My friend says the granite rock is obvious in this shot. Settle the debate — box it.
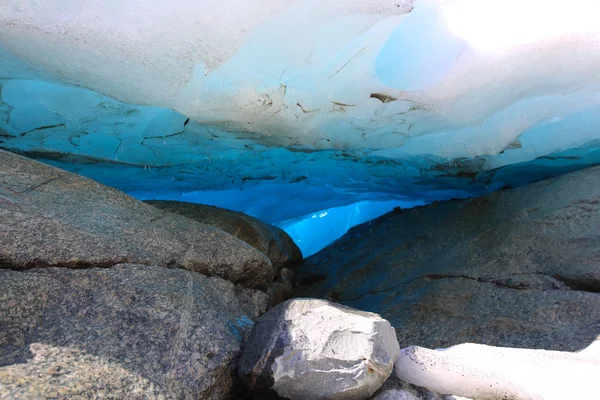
[266,267,295,307]
[295,166,600,350]
[0,264,269,399]
[144,200,302,272]
[370,376,449,400]
[0,150,273,290]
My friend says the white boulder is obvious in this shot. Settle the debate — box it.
[238,299,400,400]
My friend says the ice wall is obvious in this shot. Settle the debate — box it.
[3,0,600,164]
[2,0,600,247]
[276,200,424,257]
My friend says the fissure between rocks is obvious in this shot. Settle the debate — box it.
[332,272,600,302]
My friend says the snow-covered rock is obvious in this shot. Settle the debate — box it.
[238,299,400,400]
[395,340,600,400]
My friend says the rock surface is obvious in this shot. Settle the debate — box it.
[0,264,268,399]
[295,166,600,350]
[145,200,302,271]
[238,299,399,400]
[266,267,295,307]
[396,341,600,400]
[0,150,273,289]
[370,376,449,400]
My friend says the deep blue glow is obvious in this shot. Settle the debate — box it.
[275,200,424,257]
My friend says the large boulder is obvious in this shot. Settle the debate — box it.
[295,166,600,350]
[395,341,600,400]
[238,299,400,400]
[0,150,273,290]
[0,264,269,399]
[144,200,302,271]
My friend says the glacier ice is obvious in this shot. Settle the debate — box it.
[3,0,600,160]
[2,0,600,245]
[275,200,424,257]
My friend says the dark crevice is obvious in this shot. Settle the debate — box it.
[552,273,600,293]
[142,130,186,141]
[0,257,130,272]
[20,176,62,194]
[148,212,167,223]
[20,124,66,137]
[370,93,398,103]
[331,101,356,107]
[326,47,366,80]
[297,273,326,285]
[241,176,277,183]
[423,273,538,290]
[290,176,307,184]
[331,274,431,302]
[331,272,600,302]
[296,103,311,113]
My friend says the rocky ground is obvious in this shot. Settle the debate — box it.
[0,149,294,398]
[1,148,599,399]
[295,166,600,352]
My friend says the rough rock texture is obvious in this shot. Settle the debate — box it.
[295,166,600,350]
[370,376,448,400]
[0,149,273,289]
[238,299,400,400]
[0,264,269,399]
[267,267,295,307]
[395,341,600,400]
[144,200,302,271]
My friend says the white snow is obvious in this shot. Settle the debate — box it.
[395,340,600,400]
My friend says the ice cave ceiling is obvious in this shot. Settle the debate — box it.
[1,0,600,245]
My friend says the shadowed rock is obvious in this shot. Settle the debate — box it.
[266,267,295,307]
[295,166,600,350]
[0,264,268,399]
[144,200,302,272]
[0,149,273,289]
[370,375,451,400]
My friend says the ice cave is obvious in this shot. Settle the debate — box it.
[3,0,600,255]
[1,1,600,399]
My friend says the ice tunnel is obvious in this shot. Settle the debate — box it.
[2,0,600,254]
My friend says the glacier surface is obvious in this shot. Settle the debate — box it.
[2,0,600,252]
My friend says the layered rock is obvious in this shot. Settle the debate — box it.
[0,264,268,399]
[144,200,302,271]
[238,299,399,400]
[295,165,600,350]
[0,150,273,290]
